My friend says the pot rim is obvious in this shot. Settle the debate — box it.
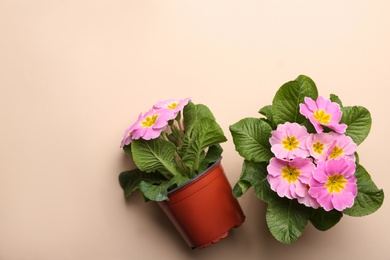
[167,156,222,195]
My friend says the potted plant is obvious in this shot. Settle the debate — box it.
[229,75,384,244]
[118,98,245,249]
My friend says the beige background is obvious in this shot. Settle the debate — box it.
[1,1,389,259]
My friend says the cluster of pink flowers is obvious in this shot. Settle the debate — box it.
[267,96,358,211]
[120,98,190,148]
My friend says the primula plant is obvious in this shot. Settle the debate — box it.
[229,75,384,244]
[119,98,227,201]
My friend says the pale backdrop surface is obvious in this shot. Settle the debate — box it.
[1,1,389,259]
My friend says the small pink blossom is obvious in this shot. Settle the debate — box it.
[296,185,320,209]
[299,96,347,134]
[269,122,310,160]
[326,132,357,161]
[306,133,334,162]
[153,97,191,119]
[120,113,143,148]
[309,158,357,211]
[267,157,315,199]
[120,109,172,147]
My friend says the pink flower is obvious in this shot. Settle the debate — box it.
[309,159,357,211]
[153,97,190,119]
[270,122,310,160]
[120,113,143,148]
[326,132,357,161]
[267,157,315,199]
[296,184,320,209]
[299,96,347,134]
[306,133,334,162]
[120,109,172,147]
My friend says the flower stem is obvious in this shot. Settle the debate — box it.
[177,118,185,138]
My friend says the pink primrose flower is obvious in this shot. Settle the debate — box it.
[120,108,172,147]
[267,157,315,200]
[270,122,310,160]
[309,158,357,211]
[153,97,191,119]
[326,132,357,161]
[296,184,320,209]
[306,133,334,162]
[299,96,347,134]
[131,108,172,140]
[120,113,143,148]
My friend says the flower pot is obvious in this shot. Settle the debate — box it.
[157,158,246,249]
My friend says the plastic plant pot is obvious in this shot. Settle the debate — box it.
[157,158,246,249]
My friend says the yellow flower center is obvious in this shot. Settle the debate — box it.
[281,165,301,184]
[313,141,325,154]
[141,115,158,127]
[167,102,178,109]
[329,146,344,159]
[325,174,347,193]
[313,109,331,124]
[282,136,299,151]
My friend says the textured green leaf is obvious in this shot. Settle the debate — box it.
[199,144,223,173]
[179,103,227,177]
[355,152,360,164]
[341,106,372,145]
[137,174,191,202]
[330,93,343,107]
[123,143,132,157]
[343,164,384,216]
[232,180,251,198]
[180,118,227,176]
[266,198,311,244]
[259,105,272,117]
[258,105,276,129]
[310,208,343,231]
[232,160,261,198]
[272,75,318,125]
[118,168,167,198]
[131,138,182,178]
[229,118,273,163]
[182,102,215,130]
[139,181,169,201]
[232,160,278,203]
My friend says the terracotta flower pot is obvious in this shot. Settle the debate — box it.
[157,158,246,249]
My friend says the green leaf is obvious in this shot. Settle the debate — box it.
[266,198,311,244]
[233,160,260,198]
[258,105,276,129]
[259,105,271,117]
[229,118,274,163]
[232,180,252,198]
[355,152,360,164]
[118,168,167,198]
[310,208,343,231]
[180,103,227,177]
[168,174,192,191]
[199,144,223,173]
[139,174,191,201]
[272,75,318,125]
[232,160,259,198]
[343,164,384,216]
[232,160,278,203]
[139,181,169,201]
[330,94,343,107]
[123,143,132,157]
[341,106,372,145]
[131,138,182,179]
[182,102,216,130]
